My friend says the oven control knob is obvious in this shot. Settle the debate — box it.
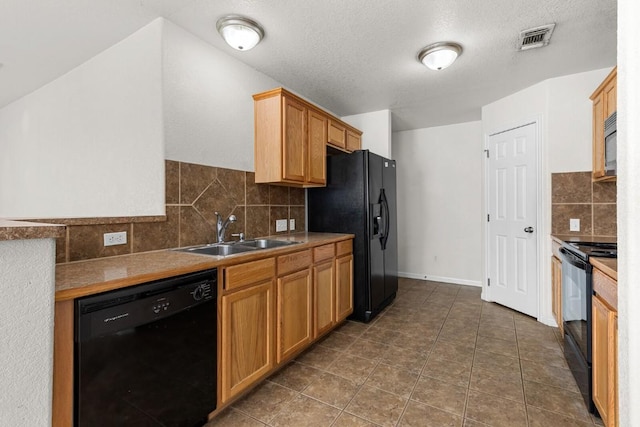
[193,286,205,301]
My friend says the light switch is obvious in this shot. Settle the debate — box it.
[569,218,580,232]
[289,219,296,231]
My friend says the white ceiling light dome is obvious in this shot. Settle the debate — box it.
[216,15,264,51]
[418,42,463,70]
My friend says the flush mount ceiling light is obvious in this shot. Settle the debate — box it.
[418,42,463,70]
[216,15,264,51]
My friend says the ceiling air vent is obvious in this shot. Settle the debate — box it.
[518,23,556,51]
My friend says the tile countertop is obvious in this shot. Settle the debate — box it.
[551,234,617,278]
[55,232,353,301]
[0,218,65,241]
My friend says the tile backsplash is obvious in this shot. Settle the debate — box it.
[42,160,305,263]
[551,171,616,237]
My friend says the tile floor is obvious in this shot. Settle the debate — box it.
[207,278,603,427]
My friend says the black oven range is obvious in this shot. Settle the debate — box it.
[559,241,617,415]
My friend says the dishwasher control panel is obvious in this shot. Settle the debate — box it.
[77,269,217,342]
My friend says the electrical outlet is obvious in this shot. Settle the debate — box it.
[289,219,296,231]
[275,219,288,232]
[569,218,580,232]
[104,231,127,246]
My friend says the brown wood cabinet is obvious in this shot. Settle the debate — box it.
[346,128,362,152]
[590,67,617,181]
[313,244,337,338]
[276,268,312,363]
[254,88,362,187]
[254,89,326,187]
[220,259,276,404]
[52,300,74,427]
[328,119,347,150]
[335,240,354,322]
[308,108,328,184]
[276,250,313,363]
[592,268,618,427]
[551,255,563,335]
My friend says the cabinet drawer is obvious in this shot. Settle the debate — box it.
[593,268,617,310]
[336,239,352,256]
[313,244,335,263]
[277,250,312,276]
[225,258,276,291]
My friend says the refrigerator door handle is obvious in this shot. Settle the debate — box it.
[380,189,390,250]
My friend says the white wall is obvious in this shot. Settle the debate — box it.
[0,238,56,426]
[618,0,640,424]
[547,70,612,173]
[162,20,280,171]
[0,19,165,219]
[342,110,392,158]
[393,121,483,286]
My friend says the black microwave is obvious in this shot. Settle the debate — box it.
[604,111,617,176]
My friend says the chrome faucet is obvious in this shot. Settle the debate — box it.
[215,212,237,243]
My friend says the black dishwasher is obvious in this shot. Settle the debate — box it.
[75,269,217,427]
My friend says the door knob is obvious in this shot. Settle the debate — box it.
[524,226,534,233]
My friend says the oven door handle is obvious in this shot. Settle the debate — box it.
[559,247,588,270]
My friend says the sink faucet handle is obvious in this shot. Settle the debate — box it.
[231,232,245,242]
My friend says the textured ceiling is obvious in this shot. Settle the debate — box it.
[0,0,617,131]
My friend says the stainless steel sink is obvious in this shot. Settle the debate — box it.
[176,243,258,257]
[239,239,300,249]
[175,239,300,257]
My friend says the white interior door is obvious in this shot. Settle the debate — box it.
[488,123,538,317]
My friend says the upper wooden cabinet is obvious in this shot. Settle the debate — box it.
[346,129,362,152]
[328,119,347,149]
[254,88,362,187]
[590,67,617,181]
[328,118,362,152]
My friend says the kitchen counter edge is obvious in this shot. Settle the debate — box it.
[551,234,617,278]
[55,232,354,301]
[0,218,65,241]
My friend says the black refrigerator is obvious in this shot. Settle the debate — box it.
[308,150,398,322]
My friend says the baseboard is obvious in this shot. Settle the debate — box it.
[397,272,482,288]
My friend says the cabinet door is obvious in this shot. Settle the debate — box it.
[277,268,312,363]
[307,109,327,184]
[593,295,613,426]
[604,78,617,117]
[313,260,335,338]
[593,92,606,179]
[328,119,346,149]
[282,96,306,182]
[551,256,563,335]
[335,254,354,322]
[346,129,362,152]
[220,280,274,403]
[612,314,618,427]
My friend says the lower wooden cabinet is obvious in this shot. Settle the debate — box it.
[276,268,312,363]
[335,253,354,322]
[551,255,563,335]
[592,293,618,427]
[313,260,336,338]
[220,279,275,403]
